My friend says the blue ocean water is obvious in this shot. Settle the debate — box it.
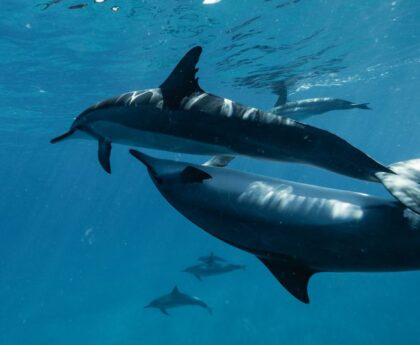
[1,0,420,344]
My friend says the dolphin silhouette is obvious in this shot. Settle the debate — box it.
[144,286,212,316]
[269,80,370,122]
[182,261,245,281]
[51,46,420,214]
[130,150,420,303]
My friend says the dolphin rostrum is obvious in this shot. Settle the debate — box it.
[130,150,420,304]
[182,261,245,281]
[50,46,420,214]
[144,286,212,316]
[269,81,370,122]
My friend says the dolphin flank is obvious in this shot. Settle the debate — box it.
[130,150,420,304]
[50,46,420,214]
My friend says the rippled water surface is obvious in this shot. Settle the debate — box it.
[1,1,420,344]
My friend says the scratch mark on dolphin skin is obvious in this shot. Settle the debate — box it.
[183,93,208,110]
[238,181,363,220]
[221,98,234,117]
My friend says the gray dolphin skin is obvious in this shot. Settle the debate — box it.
[50,46,420,214]
[182,261,245,281]
[269,81,370,122]
[144,286,212,316]
[130,150,420,304]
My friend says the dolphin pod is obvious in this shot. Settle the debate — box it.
[51,46,420,215]
[130,150,420,303]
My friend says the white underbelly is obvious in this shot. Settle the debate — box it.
[90,121,231,155]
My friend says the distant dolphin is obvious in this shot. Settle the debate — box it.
[50,46,419,214]
[198,252,226,264]
[130,150,420,304]
[144,286,212,315]
[182,261,245,281]
[269,81,370,122]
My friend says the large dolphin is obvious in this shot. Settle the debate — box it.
[130,150,420,304]
[269,81,370,122]
[144,286,212,316]
[182,261,245,281]
[50,46,420,214]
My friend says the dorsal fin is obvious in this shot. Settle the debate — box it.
[171,286,181,295]
[273,80,288,107]
[182,166,212,183]
[160,46,204,109]
[258,257,318,304]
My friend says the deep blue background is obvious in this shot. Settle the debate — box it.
[1,1,419,344]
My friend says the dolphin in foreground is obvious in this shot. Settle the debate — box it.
[130,150,420,304]
[182,261,245,281]
[269,81,370,122]
[50,46,420,214]
[144,286,212,316]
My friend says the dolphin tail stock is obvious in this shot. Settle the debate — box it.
[50,129,76,144]
[352,102,371,110]
[376,158,420,215]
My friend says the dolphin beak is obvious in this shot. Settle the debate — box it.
[129,149,158,175]
[144,304,152,309]
[50,128,76,144]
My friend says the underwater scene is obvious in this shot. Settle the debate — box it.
[1,0,420,344]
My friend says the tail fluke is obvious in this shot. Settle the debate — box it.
[376,159,420,215]
[352,103,371,110]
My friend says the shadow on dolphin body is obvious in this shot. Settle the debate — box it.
[50,46,420,215]
[130,149,420,304]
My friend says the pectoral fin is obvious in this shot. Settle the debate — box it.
[203,155,235,168]
[98,139,112,174]
[258,257,318,304]
[160,308,169,316]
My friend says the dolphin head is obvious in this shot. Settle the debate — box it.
[130,150,212,188]
[144,300,158,309]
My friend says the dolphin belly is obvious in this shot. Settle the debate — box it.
[90,120,232,155]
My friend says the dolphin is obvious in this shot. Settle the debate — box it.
[50,46,420,214]
[269,81,370,122]
[182,261,245,281]
[198,252,226,264]
[144,286,212,315]
[130,150,420,304]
